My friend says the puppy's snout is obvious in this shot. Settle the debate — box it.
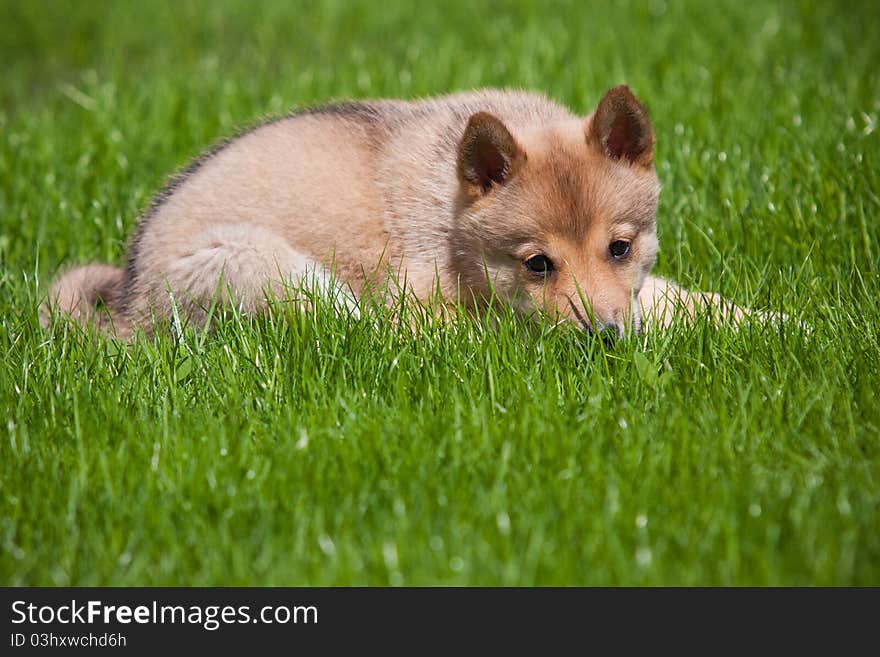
[566,298,623,340]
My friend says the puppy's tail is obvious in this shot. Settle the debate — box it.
[42,264,129,336]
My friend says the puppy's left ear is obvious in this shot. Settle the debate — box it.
[587,85,655,167]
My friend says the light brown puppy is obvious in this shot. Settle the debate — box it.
[46,86,748,337]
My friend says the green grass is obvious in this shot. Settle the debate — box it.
[1,0,879,585]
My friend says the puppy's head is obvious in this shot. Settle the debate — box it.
[453,86,660,336]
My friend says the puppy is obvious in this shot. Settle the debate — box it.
[46,86,752,337]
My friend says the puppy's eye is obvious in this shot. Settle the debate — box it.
[524,255,554,275]
[609,240,631,259]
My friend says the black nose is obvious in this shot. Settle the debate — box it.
[580,322,620,346]
[597,325,620,347]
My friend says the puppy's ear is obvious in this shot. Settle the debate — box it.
[587,85,655,167]
[457,112,526,196]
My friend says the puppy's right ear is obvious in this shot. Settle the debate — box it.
[457,112,525,197]
[587,85,655,167]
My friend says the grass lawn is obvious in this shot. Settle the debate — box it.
[1,0,878,585]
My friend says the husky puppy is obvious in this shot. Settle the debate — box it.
[46,86,749,337]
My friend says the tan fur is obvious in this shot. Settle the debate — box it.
[45,86,752,337]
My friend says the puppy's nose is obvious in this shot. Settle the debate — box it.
[596,324,620,347]
[567,301,622,340]
[580,321,621,346]
[606,323,625,339]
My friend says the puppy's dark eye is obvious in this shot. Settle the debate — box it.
[609,240,631,259]
[524,255,554,275]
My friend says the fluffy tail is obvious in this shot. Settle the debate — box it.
[42,264,128,335]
